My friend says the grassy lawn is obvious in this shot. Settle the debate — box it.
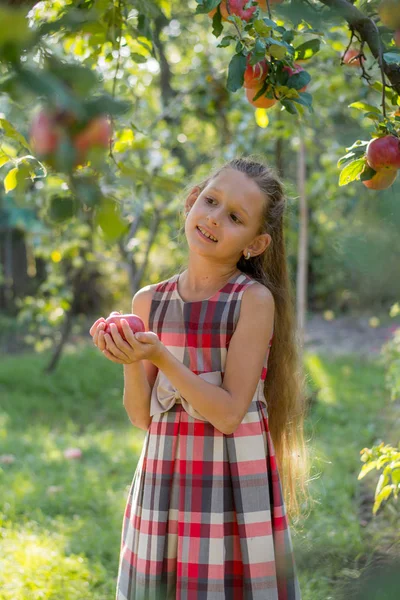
[0,345,398,599]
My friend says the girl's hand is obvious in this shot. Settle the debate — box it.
[89,312,120,353]
[89,317,107,352]
[103,319,164,365]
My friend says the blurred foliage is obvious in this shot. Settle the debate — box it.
[0,0,399,350]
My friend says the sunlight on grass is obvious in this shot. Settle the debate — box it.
[0,523,104,599]
[305,353,338,404]
[0,346,394,599]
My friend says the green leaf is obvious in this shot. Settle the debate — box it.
[48,195,79,223]
[130,53,148,63]
[217,35,235,48]
[253,18,274,37]
[95,198,128,241]
[372,81,395,101]
[16,68,86,119]
[0,118,30,150]
[73,176,102,208]
[294,39,321,61]
[252,38,266,63]
[383,52,400,65]
[262,18,277,29]
[35,8,98,38]
[345,139,369,152]
[364,112,381,121]
[338,143,369,167]
[339,158,366,186]
[280,99,298,115]
[0,152,10,168]
[4,167,18,193]
[358,460,378,480]
[373,484,393,514]
[0,5,33,48]
[292,91,313,111]
[227,53,247,92]
[195,0,220,14]
[269,44,287,60]
[210,5,223,37]
[348,102,380,114]
[84,95,130,118]
[47,60,100,96]
[287,71,311,91]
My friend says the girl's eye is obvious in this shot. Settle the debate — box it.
[205,197,241,223]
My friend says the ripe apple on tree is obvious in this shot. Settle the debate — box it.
[362,168,398,190]
[208,0,281,22]
[243,56,269,89]
[104,313,146,342]
[246,86,277,108]
[30,108,112,169]
[74,116,112,165]
[343,48,364,67]
[366,135,400,170]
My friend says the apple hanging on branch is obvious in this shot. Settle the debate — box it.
[338,132,400,190]
[30,107,112,171]
[342,48,365,68]
[207,0,282,23]
[244,57,310,111]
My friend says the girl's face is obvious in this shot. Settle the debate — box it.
[185,168,267,262]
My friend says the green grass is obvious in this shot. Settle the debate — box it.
[0,346,397,599]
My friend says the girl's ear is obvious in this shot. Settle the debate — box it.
[185,186,201,211]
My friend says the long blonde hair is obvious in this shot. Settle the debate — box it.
[179,155,311,525]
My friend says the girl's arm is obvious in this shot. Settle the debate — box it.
[123,362,152,431]
[153,350,236,435]
[152,283,274,435]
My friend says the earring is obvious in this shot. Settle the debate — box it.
[245,251,251,260]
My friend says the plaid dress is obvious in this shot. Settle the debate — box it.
[116,270,301,600]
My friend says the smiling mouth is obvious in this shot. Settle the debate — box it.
[196,226,218,242]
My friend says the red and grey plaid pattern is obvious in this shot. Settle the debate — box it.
[116,271,301,599]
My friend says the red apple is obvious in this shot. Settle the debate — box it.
[366,135,400,170]
[246,86,277,108]
[362,168,398,190]
[73,116,112,164]
[30,110,61,157]
[343,48,364,67]
[244,56,269,89]
[208,0,257,22]
[104,313,146,341]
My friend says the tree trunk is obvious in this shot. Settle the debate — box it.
[44,266,85,374]
[275,137,284,178]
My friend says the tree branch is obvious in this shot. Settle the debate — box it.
[317,0,400,94]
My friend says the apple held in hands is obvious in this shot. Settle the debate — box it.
[104,313,146,341]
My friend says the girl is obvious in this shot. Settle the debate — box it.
[90,156,309,599]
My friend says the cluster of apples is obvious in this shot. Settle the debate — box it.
[363,135,400,189]
[30,108,112,169]
[208,0,282,21]
[244,56,307,109]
